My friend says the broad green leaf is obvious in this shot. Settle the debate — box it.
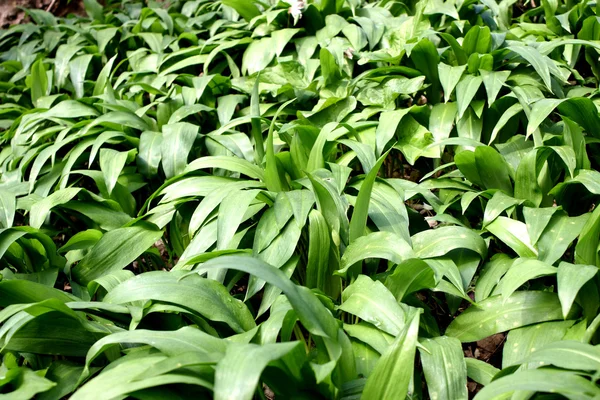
[412,226,487,260]
[480,70,510,106]
[525,340,600,371]
[502,320,574,368]
[185,155,265,181]
[161,122,198,179]
[508,45,553,90]
[475,146,513,195]
[385,258,435,301]
[30,59,48,107]
[523,206,559,246]
[349,152,388,242]
[339,275,406,336]
[411,38,441,104]
[104,272,255,333]
[465,358,499,386]
[29,188,81,229]
[75,352,214,400]
[0,191,15,229]
[343,322,394,354]
[456,75,483,119]
[69,54,93,99]
[557,262,598,318]
[222,0,261,21]
[537,211,588,265]
[463,26,492,55]
[438,63,466,103]
[486,217,537,258]
[419,336,468,400]
[489,102,523,144]
[446,291,564,342]
[306,209,337,296]
[99,149,128,196]
[0,367,56,399]
[138,131,163,177]
[361,310,420,399]
[475,254,514,302]
[337,231,414,277]
[575,205,600,266]
[82,327,225,376]
[72,222,163,285]
[474,369,600,399]
[482,191,523,227]
[493,258,557,301]
[214,342,301,400]
[526,98,565,137]
[375,109,411,155]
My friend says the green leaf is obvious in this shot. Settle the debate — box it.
[438,63,466,103]
[557,261,598,318]
[104,272,256,333]
[493,258,557,300]
[306,209,337,296]
[486,217,537,258]
[502,320,574,368]
[75,352,214,400]
[69,54,93,99]
[361,310,420,399]
[489,102,523,145]
[575,205,600,266]
[411,38,441,104]
[339,275,406,336]
[222,0,260,21]
[83,0,104,21]
[463,26,492,55]
[201,255,338,338]
[482,191,523,227]
[537,211,588,265]
[412,226,487,260]
[523,206,559,246]
[214,342,301,400]
[185,156,265,181]
[29,188,81,229]
[474,369,600,399]
[72,222,163,285]
[480,70,510,106]
[526,98,565,137]
[375,108,411,155]
[0,367,56,399]
[475,146,513,195]
[508,45,553,90]
[456,75,483,119]
[0,191,15,229]
[99,149,128,196]
[82,327,225,377]
[30,59,48,107]
[337,231,414,277]
[349,152,388,242]
[465,358,499,386]
[161,123,198,179]
[525,340,600,371]
[138,131,163,178]
[419,336,468,400]
[384,258,436,301]
[446,291,564,342]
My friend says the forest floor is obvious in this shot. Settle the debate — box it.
[0,0,84,28]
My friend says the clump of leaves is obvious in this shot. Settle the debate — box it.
[1,0,600,398]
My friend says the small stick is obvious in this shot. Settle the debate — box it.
[46,0,57,12]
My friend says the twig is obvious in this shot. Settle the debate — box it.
[46,0,57,12]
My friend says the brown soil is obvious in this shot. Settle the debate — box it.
[0,0,84,28]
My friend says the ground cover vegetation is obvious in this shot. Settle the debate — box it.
[0,0,600,398]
